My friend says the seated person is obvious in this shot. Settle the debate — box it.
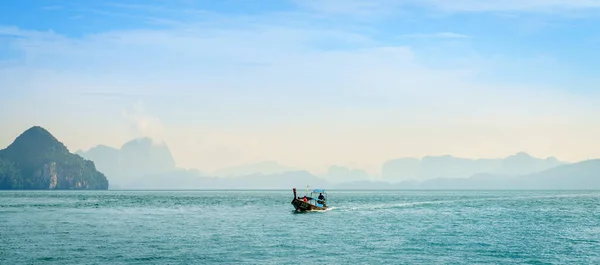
[317,193,326,205]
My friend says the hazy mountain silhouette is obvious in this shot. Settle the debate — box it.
[333,180,392,189]
[124,168,212,190]
[218,170,328,189]
[76,138,177,188]
[73,135,597,190]
[213,163,372,183]
[381,152,565,182]
[78,139,326,189]
[122,170,328,190]
[324,165,371,183]
[517,159,600,189]
[381,158,420,182]
[360,159,600,190]
[211,161,296,177]
[393,173,519,190]
[501,152,563,176]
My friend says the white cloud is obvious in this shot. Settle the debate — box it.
[294,0,600,15]
[416,0,600,12]
[293,0,399,16]
[122,101,166,144]
[399,32,471,38]
[1,6,600,173]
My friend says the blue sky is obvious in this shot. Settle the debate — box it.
[1,0,600,174]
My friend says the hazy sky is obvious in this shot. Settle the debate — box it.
[1,0,600,174]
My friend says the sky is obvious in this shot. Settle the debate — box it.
[1,0,600,175]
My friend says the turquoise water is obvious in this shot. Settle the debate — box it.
[1,190,599,264]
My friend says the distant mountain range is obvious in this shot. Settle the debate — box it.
[383,158,600,190]
[213,163,371,183]
[69,133,600,190]
[4,126,597,190]
[76,138,182,189]
[211,161,296,177]
[381,152,564,182]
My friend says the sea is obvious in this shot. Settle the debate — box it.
[1,190,599,264]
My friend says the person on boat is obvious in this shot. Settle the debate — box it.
[317,193,326,206]
[302,196,308,202]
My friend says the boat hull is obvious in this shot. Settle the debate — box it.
[291,198,327,212]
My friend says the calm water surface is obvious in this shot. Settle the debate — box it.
[1,190,599,264]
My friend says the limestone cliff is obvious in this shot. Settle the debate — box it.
[0,126,109,190]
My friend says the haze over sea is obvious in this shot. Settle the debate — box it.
[2,190,599,264]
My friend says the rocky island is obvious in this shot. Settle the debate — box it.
[0,126,109,190]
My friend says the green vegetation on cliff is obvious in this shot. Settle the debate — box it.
[0,126,109,190]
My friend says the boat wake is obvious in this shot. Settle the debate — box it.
[291,207,335,214]
[312,207,334,213]
[332,192,599,212]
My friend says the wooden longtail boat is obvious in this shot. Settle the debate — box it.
[291,187,328,212]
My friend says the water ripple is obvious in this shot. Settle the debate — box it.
[1,190,599,264]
